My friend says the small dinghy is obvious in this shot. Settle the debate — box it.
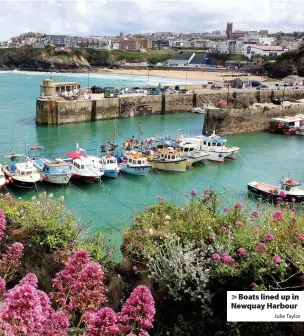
[247,177,304,202]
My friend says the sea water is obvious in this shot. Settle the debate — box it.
[0,71,303,250]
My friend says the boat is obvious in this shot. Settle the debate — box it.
[178,143,210,166]
[0,164,7,189]
[190,107,205,114]
[120,153,150,176]
[151,147,188,172]
[177,130,239,163]
[269,115,304,135]
[88,154,121,178]
[31,157,72,185]
[247,177,304,202]
[64,151,104,183]
[3,153,41,188]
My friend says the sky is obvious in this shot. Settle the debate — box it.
[0,0,303,40]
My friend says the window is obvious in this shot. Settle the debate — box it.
[74,163,80,169]
[212,143,216,146]
[128,159,132,163]
[285,185,291,191]
[217,143,222,146]
[203,141,207,145]
[138,160,141,164]
[81,165,85,169]
[208,142,211,147]
[171,155,175,159]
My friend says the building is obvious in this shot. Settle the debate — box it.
[152,39,170,49]
[244,44,287,59]
[259,30,269,36]
[232,30,245,40]
[189,53,210,67]
[45,35,68,46]
[167,52,195,66]
[226,22,233,39]
[217,40,244,54]
[201,34,227,41]
[119,38,152,51]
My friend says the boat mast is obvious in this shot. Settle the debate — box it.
[203,109,209,136]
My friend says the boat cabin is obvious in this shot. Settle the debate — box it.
[197,135,227,148]
[16,162,38,176]
[102,156,117,165]
[179,143,195,153]
[279,178,301,192]
[43,163,71,174]
[73,158,93,171]
[127,156,148,166]
[159,148,182,161]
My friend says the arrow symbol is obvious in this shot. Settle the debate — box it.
[232,295,237,300]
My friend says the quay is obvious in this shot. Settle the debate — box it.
[36,79,304,130]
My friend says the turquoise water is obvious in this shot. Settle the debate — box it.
[0,71,304,249]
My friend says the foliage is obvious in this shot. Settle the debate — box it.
[77,231,117,273]
[0,192,79,251]
[124,190,304,335]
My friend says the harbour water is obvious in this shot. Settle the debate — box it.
[0,71,304,249]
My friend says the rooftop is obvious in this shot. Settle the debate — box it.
[254,45,283,51]
[170,52,194,61]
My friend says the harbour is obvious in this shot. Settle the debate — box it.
[1,71,304,249]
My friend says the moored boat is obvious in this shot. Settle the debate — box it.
[247,177,304,202]
[3,153,41,188]
[151,148,188,172]
[0,164,7,189]
[64,151,104,183]
[178,142,209,166]
[120,153,150,176]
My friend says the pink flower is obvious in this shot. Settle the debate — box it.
[298,233,304,241]
[235,263,240,269]
[291,197,296,203]
[212,253,221,261]
[272,255,281,264]
[83,308,119,336]
[0,242,24,281]
[256,242,267,253]
[137,243,143,248]
[251,210,259,217]
[222,255,235,264]
[234,203,242,209]
[279,191,286,198]
[224,207,228,212]
[235,221,244,227]
[264,233,274,241]
[251,282,257,287]
[191,189,198,196]
[0,276,5,300]
[220,226,227,232]
[19,273,38,287]
[237,248,246,257]
[272,210,284,221]
[132,266,138,271]
[0,210,6,242]
[291,207,296,212]
[157,196,166,202]
[118,285,155,330]
[185,193,189,197]
[204,189,209,195]
[209,233,216,240]
[276,197,283,203]
[292,217,297,222]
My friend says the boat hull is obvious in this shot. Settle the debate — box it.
[11,178,39,189]
[208,151,231,163]
[71,174,98,183]
[152,159,188,172]
[43,174,72,185]
[247,184,304,202]
[120,165,150,176]
[103,169,120,178]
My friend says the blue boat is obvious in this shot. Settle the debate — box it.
[120,153,150,176]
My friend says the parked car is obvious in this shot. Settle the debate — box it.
[211,84,222,90]
[272,97,284,105]
[256,84,268,90]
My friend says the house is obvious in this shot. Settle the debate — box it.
[243,44,287,59]
[119,38,152,51]
[167,52,195,66]
[232,30,245,40]
[55,46,72,52]
[45,35,68,46]
[217,40,244,54]
[231,77,252,88]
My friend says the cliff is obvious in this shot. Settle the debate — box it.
[264,48,304,78]
[0,47,172,72]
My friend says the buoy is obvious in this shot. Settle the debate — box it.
[5,179,9,184]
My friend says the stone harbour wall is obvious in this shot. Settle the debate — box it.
[204,103,304,136]
[36,88,304,125]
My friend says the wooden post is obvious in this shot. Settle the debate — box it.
[161,92,166,115]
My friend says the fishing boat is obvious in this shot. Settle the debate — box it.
[64,151,104,183]
[247,177,304,202]
[177,130,239,163]
[269,115,304,135]
[3,153,41,188]
[0,164,7,189]
[190,107,205,114]
[151,148,188,172]
[178,143,210,166]
[88,154,121,178]
[120,153,150,176]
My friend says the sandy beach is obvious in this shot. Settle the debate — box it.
[97,68,269,84]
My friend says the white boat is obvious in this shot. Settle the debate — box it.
[64,152,104,183]
[151,147,188,172]
[177,130,239,163]
[3,154,41,188]
[296,128,304,136]
[0,164,7,189]
[120,153,150,176]
[248,177,304,202]
[178,143,209,166]
[30,156,73,185]
[190,107,205,114]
